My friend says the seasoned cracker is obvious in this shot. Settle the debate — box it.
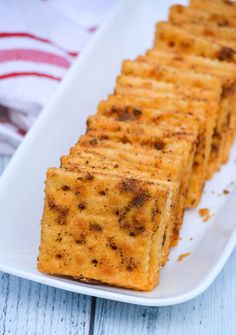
[154,22,236,63]
[61,149,181,263]
[190,0,236,18]
[64,138,187,257]
[146,49,236,174]
[38,168,171,290]
[114,76,218,205]
[169,4,236,29]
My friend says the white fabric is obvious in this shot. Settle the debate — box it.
[0,0,117,154]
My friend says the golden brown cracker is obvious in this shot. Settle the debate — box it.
[154,22,236,63]
[114,76,218,205]
[61,149,182,265]
[190,0,236,18]
[64,139,186,257]
[169,4,236,29]
[38,168,171,290]
[146,49,236,169]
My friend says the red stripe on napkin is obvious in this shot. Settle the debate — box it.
[0,72,61,81]
[0,32,79,57]
[0,49,70,68]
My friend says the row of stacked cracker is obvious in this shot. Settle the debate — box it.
[38,0,236,291]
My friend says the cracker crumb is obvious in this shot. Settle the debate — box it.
[223,189,230,195]
[177,252,191,262]
[199,208,212,222]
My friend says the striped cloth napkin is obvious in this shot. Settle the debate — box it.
[0,0,117,155]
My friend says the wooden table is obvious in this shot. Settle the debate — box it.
[0,155,235,335]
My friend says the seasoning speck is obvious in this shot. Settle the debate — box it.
[177,252,191,262]
[223,189,230,195]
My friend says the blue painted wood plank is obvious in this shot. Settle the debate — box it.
[93,250,236,335]
[0,274,92,335]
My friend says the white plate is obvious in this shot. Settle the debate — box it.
[0,0,236,307]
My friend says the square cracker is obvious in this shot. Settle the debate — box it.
[98,97,205,191]
[190,0,236,18]
[169,4,236,38]
[169,4,236,28]
[75,115,192,238]
[116,74,218,102]
[132,54,230,175]
[154,22,236,63]
[64,136,187,253]
[38,168,171,291]
[153,24,236,173]
[61,148,181,265]
[168,22,236,50]
[114,77,217,206]
[86,114,201,207]
[120,60,223,174]
[146,49,236,175]
[86,114,196,185]
[98,98,201,136]
[83,115,197,251]
[122,59,220,92]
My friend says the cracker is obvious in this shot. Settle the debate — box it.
[38,167,171,290]
[114,77,218,205]
[61,148,182,264]
[169,4,236,29]
[98,99,201,134]
[86,114,198,144]
[146,50,236,175]
[121,58,222,140]
[134,55,228,174]
[154,22,236,63]
[146,49,236,77]
[169,22,236,49]
[122,59,219,92]
[86,114,197,164]
[66,137,187,253]
[170,4,236,28]
[190,0,236,18]
[116,74,218,101]
[86,114,198,206]
[153,23,236,170]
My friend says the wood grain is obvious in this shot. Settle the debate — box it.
[93,250,236,335]
[0,274,92,335]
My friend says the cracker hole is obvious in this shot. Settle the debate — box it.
[92,259,98,266]
[169,41,175,47]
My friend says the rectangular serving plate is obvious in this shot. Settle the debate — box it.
[0,0,236,307]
